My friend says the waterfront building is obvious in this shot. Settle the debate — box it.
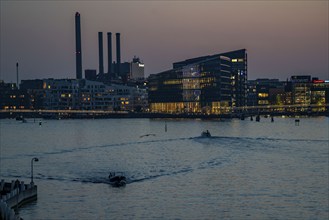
[283,75,329,113]
[0,80,29,110]
[310,78,329,112]
[42,79,81,110]
[148,49,247,114]
[19,78,147,112]
[247,79,285,106]
[290,75,312,107]
[20,79,44,109]
[222,50,248,107]
[246,76,329,114]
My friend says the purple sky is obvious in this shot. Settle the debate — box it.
[1,1,328,83]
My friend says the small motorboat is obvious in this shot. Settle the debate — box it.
[201,130,211,138]
[16,115,26,122]
[109,172,126,187]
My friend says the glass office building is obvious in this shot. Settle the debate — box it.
[148,49,247,114]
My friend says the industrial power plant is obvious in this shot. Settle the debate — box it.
[75,12,145,84]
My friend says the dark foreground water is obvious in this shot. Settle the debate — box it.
[0,117,328,219]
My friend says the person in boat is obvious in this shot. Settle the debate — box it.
[109,172,126,187]
[201,130,211,137]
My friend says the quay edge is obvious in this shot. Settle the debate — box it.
[0,180,37,220]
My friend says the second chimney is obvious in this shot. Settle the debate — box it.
[107,32,112,79]
[98,32,104,75]
[116,33,121,77]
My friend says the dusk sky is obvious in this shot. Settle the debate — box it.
[1,1,328,83]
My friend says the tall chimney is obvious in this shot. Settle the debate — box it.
[98,32,104,75]
[16,62,19,89]
[116,33,121,77]
[107,32,112,79]
[75,12,82,79]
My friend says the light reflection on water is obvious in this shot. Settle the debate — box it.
[0,117,328,219]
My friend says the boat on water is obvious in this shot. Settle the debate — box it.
[16,115,26,122]
[201,130,211,137]
[108,172,126,187]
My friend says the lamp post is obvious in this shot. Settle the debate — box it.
[31,157,39,184]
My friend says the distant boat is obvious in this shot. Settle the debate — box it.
[16,116,27,123]
[108,172,126,187]
[140,134,156,138]
[16,115,24,121]
[201,130,211,138]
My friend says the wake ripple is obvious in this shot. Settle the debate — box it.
[3,135,325,161]
[1,137,191,160]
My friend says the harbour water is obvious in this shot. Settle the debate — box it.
[0,117,328,219]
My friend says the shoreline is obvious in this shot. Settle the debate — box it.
[1,111,328,120]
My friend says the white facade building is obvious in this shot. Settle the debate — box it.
[42,79,147,111]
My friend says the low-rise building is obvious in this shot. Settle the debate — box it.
[0,80,29,110]
[247,78,285,106]
[20,79,148,111]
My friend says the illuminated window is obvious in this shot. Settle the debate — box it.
[164,80,181,85]
[258,100,269,105]
[258,93,268,98]
[232,59,237,62]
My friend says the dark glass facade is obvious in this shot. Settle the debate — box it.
[148,49,247,114]
[222,50,248,107]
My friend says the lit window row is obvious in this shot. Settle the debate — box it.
[258,93,268,98]
[231,59,244,63]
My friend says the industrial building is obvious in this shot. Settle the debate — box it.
[75,12,144,84]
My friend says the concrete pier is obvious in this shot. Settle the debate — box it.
[0,179,37,220]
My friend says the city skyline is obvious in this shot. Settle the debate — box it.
[1,1,328,83]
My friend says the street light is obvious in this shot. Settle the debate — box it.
[31,157,39,184]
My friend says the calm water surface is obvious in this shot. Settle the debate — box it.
[0,117,328,219]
